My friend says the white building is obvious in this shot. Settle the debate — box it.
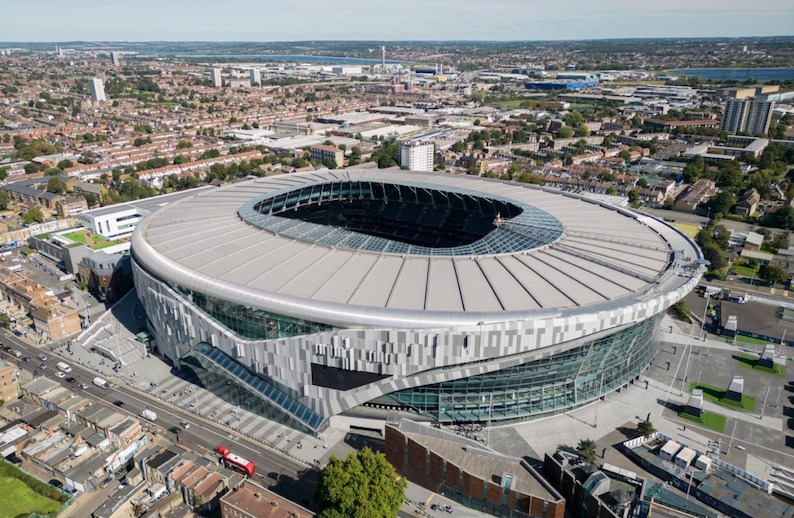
[80,188,214,239]
[88,78,106,102]
[110,51,121,66]
[721,96,775,135]
[81,205,142,239]
[210,68,222,88]
[249,68,261,86]
[399,140,434,172]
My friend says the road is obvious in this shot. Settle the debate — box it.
[0,330,319,510]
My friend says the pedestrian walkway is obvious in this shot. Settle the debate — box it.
[138,372,342,467]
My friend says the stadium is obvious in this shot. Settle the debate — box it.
[131,170,704,435]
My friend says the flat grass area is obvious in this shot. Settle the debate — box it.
[671,222,700,239]
[0,474,62,517]
[688,381,756,412]
[736,353,786,377]
[62,231,87,244]
[678,408,727,433]
[734,334,771,346]
[62,230,116,250]
[491,100,524,107]
[731,265,758,277]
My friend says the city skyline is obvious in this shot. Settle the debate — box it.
[3,0,793,42]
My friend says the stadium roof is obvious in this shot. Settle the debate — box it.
[132,170,701,328]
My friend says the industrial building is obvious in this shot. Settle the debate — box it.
[525,80,599,91]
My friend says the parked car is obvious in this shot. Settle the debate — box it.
[118,480,128,490]
[100,477,113,488]
[48,479,63,489]
[113,400,125,408]
[3,346,11,353]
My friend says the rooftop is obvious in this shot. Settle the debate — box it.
[133,170,702,327]
[221,479,313,518]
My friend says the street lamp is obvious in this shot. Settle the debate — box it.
[699,292,712,338]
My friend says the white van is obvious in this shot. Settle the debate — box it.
[56,362,72,373]
[92,377,109,389]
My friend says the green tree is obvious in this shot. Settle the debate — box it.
[200,148,221,160]
[46,177,67,194]
[80,192,97,207]
[557,126,574,139]
[702,245,725,271]
[176,140,193,150]
[315,448,406,518]
[759,265,789,285]
[21,207,44,225]
[709,191,735,215]
[670,301,692,323]
[0,191,9,210]
[618,149,632,162]
[0,314,10,328]
[576,439,597,464]
[637,419,656,437]
[766,205,794,231]
[56,159,74,170]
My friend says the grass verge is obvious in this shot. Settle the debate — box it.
[688,381,756,411]
[0,471,62,517]
[678,408,727,433]
[735,353,786,377]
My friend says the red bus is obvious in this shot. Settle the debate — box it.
[222,452,256,476]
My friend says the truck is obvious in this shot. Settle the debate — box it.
[56,362,72,373]
[139,409,157,421]
[92,377,109,389]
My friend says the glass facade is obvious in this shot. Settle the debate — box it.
[173,285,332,340]
[375,315,661,424]
[180,343,326,434]
[238,180,564,257]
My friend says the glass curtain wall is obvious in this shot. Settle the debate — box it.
[377,315,661,424]
[173,285,332,340]
[181,343,326,434]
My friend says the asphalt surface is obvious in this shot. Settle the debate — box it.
[0,330,319,510]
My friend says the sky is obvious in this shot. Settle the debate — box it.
[3,0,793,42]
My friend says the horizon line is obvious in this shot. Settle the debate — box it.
[2,35,794,45]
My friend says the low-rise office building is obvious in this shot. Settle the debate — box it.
[220,479,313,518]
[309,144,344,168]
[385,419,565,517]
